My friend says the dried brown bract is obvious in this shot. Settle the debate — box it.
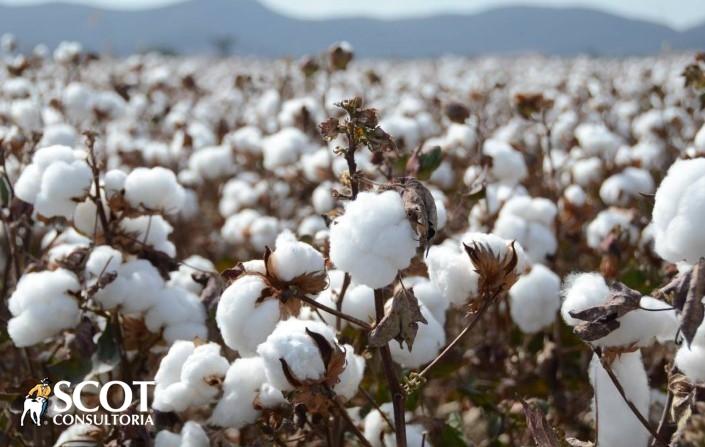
[369,286,428,350]
[464,240,519,302]
[568,282,642,342]
[514,92,554,120]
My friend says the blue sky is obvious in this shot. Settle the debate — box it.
[1,0,704,29]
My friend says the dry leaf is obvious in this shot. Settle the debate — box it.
[568,282,641,342]
[520,400,561,447]
[368,287,427,350]
[396,177,437,256]
[681,258,705,347]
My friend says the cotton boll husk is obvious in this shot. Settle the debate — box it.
[216,274,282,356]
[315,270,375,328]
[120,215,176,257]
[329,190,418,289]
[389,304,445,369]
[652,158,705,265]
[586,207,637,250]
[124,167,185,214]
[509,264,561,333]
[210,357,268,428]
[257,318,337,391]
[599,167,654,206]
[7,269,81,347]
[426,243,478,307]
[333,345,366,400]
[269,231,325,281]
[589,351,650,447]
[460,232,530,274]
[155,421,209,447]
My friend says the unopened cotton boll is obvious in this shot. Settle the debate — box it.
[153,341,229,412]
[509,264,560,333]
[389,304,445,368]
[216,274,282,356]
[329,190,418,289]
[257,318,338,391]
[589,351,650,447]
[599,167,654,206]
[652,158,705,265]
[124,167,185,214]
[8,269,81,346]
[155,421,209,447]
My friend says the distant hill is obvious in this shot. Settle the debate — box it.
[0,0,701,57]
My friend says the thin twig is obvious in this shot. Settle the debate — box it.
[375,288,407,447]
[329,393,373,447]
[593,348,667,446]
[297,294,372,330]
[335,272,352,331]
[360,386,396,431]
[651,364,677,446]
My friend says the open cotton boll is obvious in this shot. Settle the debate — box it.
[364,403,430,447]
[586,207,637,250]
[73,199,99,235]
[218,176,263,217]
[85,245,123,280]
[329,190,418,289]
[103,169,126,199]
[38,123,77,148]
[153,342,229,412]
[32,158,92,219]
[262,127,311,170]
[509,264,561,333]
[216,274,282,356]
[257,318,338,391]
[54,40,81,63]
[389,305,445,369]
[411,279,448,325]
[8,269,81,347]
[188,145,235,180]
[482,139,527,185]
[53,424,104,447]
[269,231,325,281]
[124,167,185,214]
[571,157,603,187]
[561,273,678,347]
[168,255,216,294]
[589,351,650,447]
[599,167,654,206]
[574,123,621,159]
[301,148,332,182]
[226,126,263,155]
[315,270,375,328]
[652,158,705,265]
[426,243,478,306]
[493,196,557,264]
[563,184,586,206]
[298,214,327,237]
[380,114,421,149]
[120,215,176,257]
[333,345,366,400]
[144,286,207,344]
[93,259,164,313]
[312,181,336,214]
[278,96,325,129]
[675,343,705,383]
[11,98,42,131]
[210,357,269,428]
[155,421,209,447]
[15,145,85,203]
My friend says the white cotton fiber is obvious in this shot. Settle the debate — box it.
[509,264,561,333]
[124,167,185,214]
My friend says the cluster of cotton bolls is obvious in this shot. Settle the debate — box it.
[4,34,705,446]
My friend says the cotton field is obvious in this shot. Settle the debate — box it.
[1,36,705,447]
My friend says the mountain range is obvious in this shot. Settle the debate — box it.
[0,0,703,57]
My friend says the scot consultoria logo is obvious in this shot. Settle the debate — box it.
[21,377,52,427]
[17,378,155,427]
